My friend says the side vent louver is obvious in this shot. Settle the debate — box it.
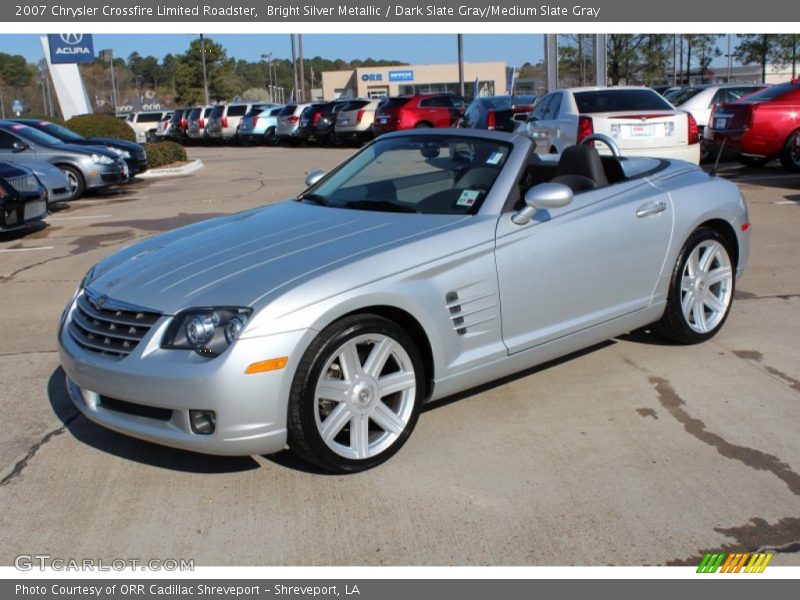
[445,291,467,335]
[445,288,498,336]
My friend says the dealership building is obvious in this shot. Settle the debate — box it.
[320,61,507,100]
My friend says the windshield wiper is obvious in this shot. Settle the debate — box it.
[343,199,417,213]
[298,193,330,207]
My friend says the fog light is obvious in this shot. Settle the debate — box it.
[189,410,216,435]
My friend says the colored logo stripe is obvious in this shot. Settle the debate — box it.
[697,552,774,573]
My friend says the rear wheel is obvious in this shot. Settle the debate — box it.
[288,314,424,473]
[779,130,800,172]
[264,127,279,146]
[58,165,85,200]
[655,227,735,344]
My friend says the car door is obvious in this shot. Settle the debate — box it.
[0,129,35,161]
[419,96,452,127]
[527,94,556,153]
[494,176,674,354]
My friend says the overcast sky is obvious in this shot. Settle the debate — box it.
[0,33,739,68]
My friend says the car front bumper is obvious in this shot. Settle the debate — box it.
[85,162,129,189]
[58,305,315,456]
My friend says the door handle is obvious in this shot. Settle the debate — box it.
[636,201,667,218]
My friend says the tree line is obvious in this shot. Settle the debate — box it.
[1,35,799,118]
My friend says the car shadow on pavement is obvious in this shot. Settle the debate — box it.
[422,339,617,414]
[47,367,261,474]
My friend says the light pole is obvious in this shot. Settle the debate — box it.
[261,52,273,101]
[290,34,299,102]
[298,34,306,102]
[457,34,465,97]
[99,49,118,113]
[199,34,210,105]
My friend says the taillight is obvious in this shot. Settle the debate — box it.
[313,112,322,125]
[487,111,496,130]
[577,115,594,144]
[746,105,756,129]
[181,119,187,129]
[288,116,300,124]
[687,113,699,145]
[222,117,229,128]
[199,118,205,128]
[356,109,365,124]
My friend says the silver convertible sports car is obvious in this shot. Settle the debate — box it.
[58,129,750,472]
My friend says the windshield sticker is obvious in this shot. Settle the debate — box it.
[486,151,504,165]
[457,190,481,207]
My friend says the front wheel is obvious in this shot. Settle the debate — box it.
[59,165,85,200]
[288,314,424,473]
[655,227,735,344]
[779,130,800,172]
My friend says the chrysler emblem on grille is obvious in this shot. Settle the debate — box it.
[93,295,108,310]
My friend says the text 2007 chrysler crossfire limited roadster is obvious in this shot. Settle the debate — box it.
[58,129,750,472]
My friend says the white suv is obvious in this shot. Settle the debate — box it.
[125,110,171,143]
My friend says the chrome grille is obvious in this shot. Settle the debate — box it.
[7,174,40,194]
[68,291,161,359]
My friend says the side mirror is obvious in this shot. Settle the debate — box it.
[512,183,573,225]
[12,141,29,153]
[304,169,326,187]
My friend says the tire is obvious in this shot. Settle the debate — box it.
[59,165,85,200]
[288,314,424,473]
[655,227,735,344]
[264,127,279,146]
[779,130,800,172]
[737,156,769,168]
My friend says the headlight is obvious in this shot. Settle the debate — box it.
[108,147,132,159]
[91,153,114,165]
[162,307,252,357]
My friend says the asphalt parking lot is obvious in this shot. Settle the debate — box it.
[0,145,798,566]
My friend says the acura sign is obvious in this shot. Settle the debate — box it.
[48,33,95,64]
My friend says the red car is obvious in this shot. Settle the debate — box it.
[372,93,466,136]
[705,79,800,171]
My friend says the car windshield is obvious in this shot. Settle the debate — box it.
[670,88,705,105]
[741,81,799,101]
[574,89,674,113]
[7,124,64,145]
[301,135,511,215]
[38,122,86,142]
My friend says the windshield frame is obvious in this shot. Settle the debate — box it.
[299,132,520,216]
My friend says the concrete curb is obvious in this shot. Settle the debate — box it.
[136,159,204,179]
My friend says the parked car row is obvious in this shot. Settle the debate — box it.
[157,94,473,148]
[0,119,149,236]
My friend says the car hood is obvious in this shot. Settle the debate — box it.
[86,201,478,315]
[45,142,117,158]
[85,138,144,154]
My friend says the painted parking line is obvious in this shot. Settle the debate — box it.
[730,173,800,183]
[774,200,799,205]
[49,214,112,221]
[0,246,55,253]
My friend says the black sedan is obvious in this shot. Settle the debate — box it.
[10,119,148,176]
[0,162,48,233]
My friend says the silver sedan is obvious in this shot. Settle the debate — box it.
[58,129,750,472]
